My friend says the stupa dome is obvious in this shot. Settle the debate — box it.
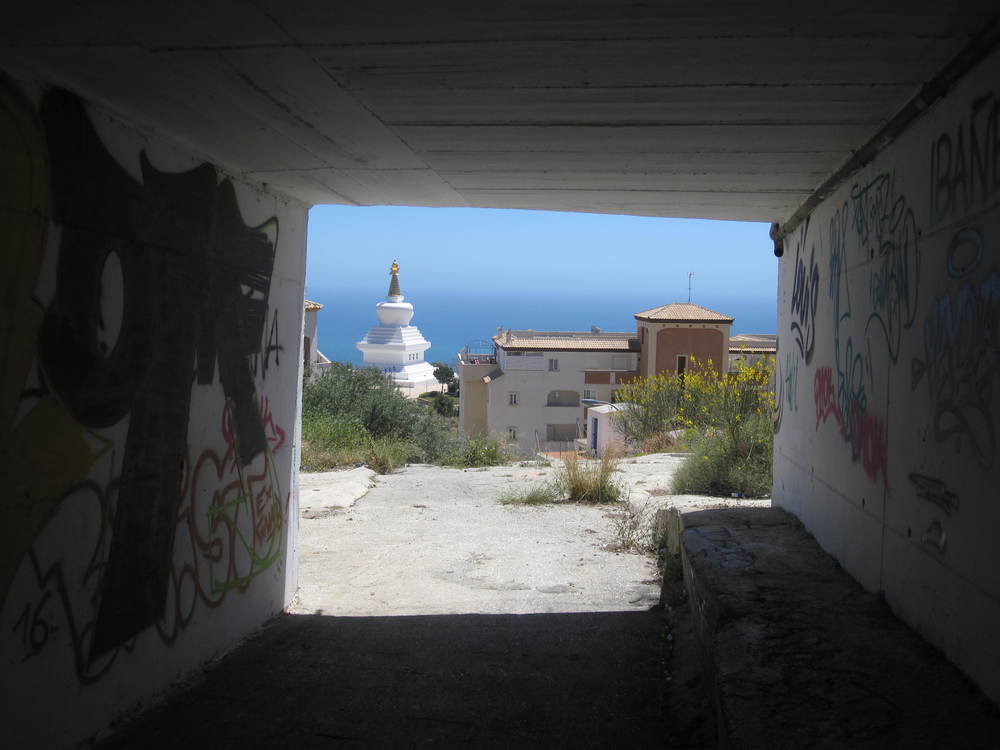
[376,300,413,326]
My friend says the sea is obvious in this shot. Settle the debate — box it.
[308,287,777,368]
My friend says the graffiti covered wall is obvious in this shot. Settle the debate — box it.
[0,78,306,747]
[774,49,1000,703]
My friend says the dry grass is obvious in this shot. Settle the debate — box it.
[559,451,624,504]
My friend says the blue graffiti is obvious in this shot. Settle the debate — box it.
[850,173,920,363]
[911,228,1000,468]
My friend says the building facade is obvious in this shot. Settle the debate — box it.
[634,302,733,378]
[460,330,640,454]
[303,299,332,380]
[459,302,768,455]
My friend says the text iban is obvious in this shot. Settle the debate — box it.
[929,92,1000,225]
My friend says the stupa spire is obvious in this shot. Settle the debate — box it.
[387,259,402,298]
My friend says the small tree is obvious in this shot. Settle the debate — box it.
[432,361,456,392]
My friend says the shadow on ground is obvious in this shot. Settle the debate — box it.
[98,610,669,749]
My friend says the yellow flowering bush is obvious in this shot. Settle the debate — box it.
[614,357,776,496]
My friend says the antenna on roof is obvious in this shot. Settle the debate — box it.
[688,272,695,303]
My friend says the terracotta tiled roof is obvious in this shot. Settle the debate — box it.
[634,302,733,323]
[729,333,777,353]
[494,331,638,352]
[304,299,323,311]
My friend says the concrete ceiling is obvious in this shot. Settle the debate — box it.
[3,2,997,221]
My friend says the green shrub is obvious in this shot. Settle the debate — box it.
[671,412,773,497]
[410,410,463,463]
[302,362,504,472]
[303,363,414,438]
[557,451,623,504]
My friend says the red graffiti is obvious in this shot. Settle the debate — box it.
[814,366,888,487]
[855,407,888,486]
[814,366,840,428]
[259,395,286,452]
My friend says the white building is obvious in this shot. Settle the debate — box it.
[459,329,640,454]
[356,260,438,396]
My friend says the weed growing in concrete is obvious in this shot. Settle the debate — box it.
[499,483,562,506]
[558,451,623,504]
[610,496,655,553]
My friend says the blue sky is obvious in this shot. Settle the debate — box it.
[306,205,776,303]
[305,206,779,363]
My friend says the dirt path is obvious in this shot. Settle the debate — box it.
[99,455,768,749]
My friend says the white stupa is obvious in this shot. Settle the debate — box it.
[356,260,439,394]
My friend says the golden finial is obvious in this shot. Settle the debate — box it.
[390,259,399,275]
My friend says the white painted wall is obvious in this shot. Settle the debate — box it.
[773,49,1000,704]
[1,79,306,748]
[588,404,628,457]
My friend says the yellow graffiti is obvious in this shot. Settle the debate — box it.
[0,398,98,604]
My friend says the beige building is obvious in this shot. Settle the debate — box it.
[303,299,332,380]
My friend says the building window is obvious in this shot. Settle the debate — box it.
[677,355,687,376]
[548,358,559,371]
[583,389,596,400]
[507,427,518,441]
[508,392,519,406]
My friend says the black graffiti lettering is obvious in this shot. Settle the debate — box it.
[789,225,818,365]
[930,92,1000,225]
[250,308,283,380]
[39,89,278,658]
